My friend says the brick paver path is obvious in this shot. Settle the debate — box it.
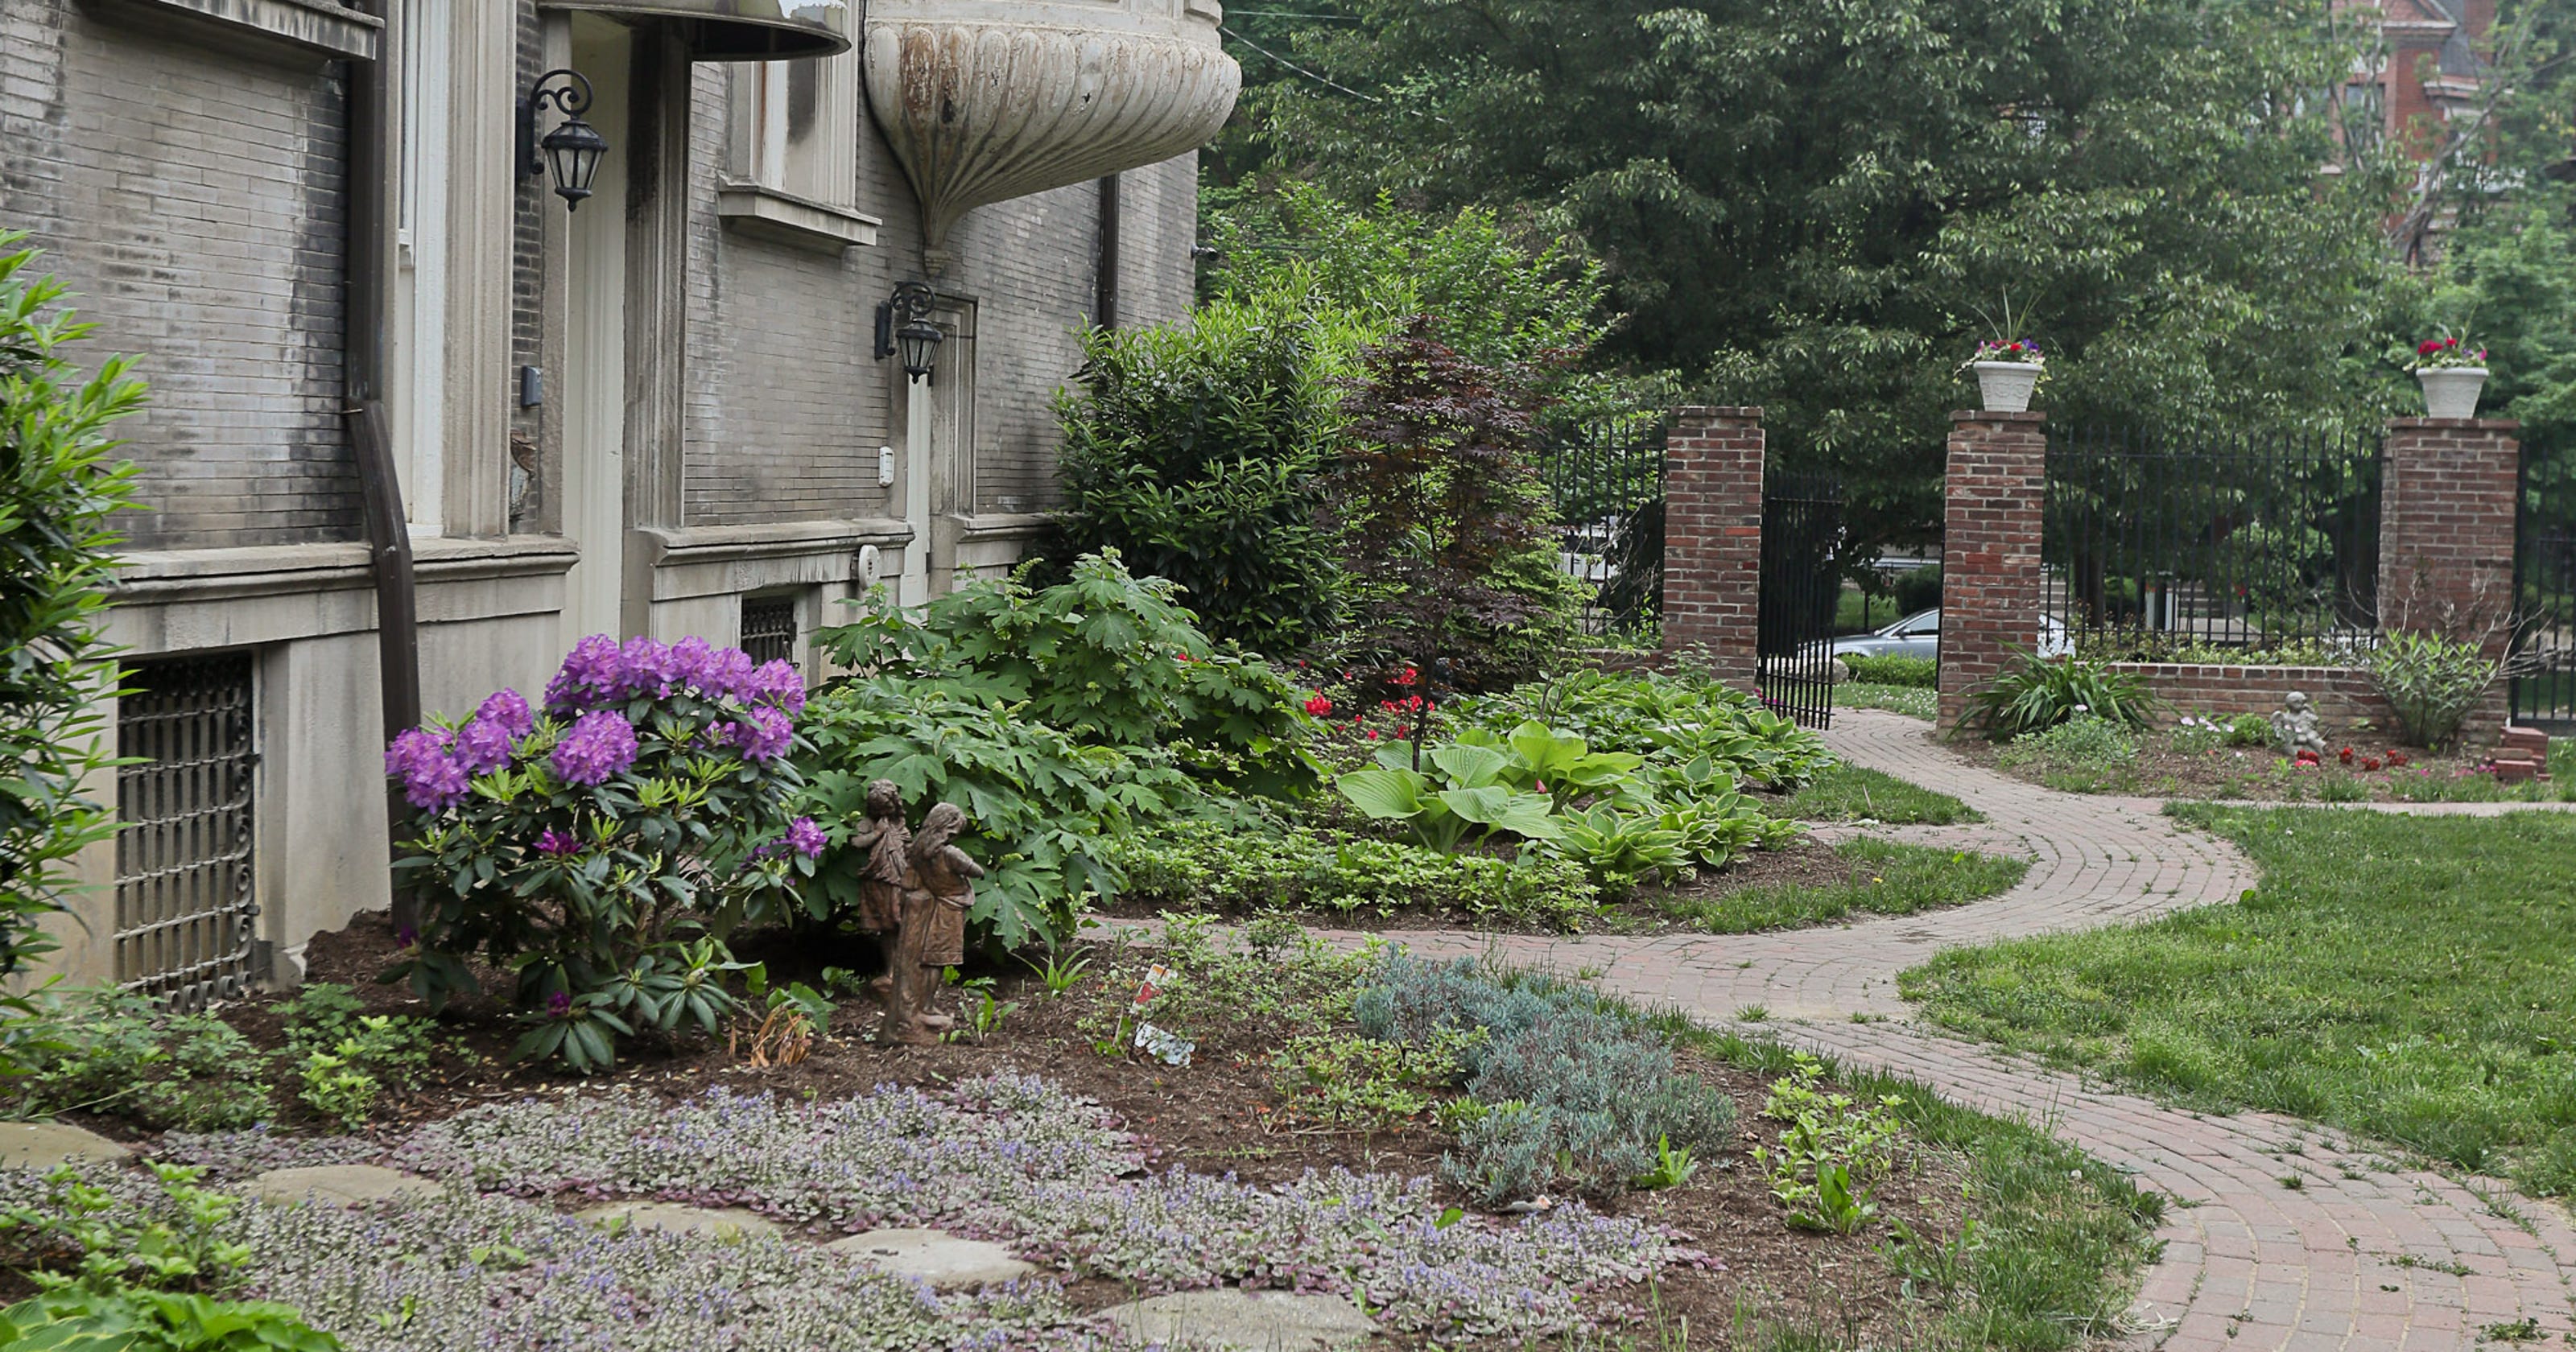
[1330,710,2576,1350]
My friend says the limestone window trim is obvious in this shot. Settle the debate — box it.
[719,52,874,252]
[714,181,881,252]
[80,0,382,61]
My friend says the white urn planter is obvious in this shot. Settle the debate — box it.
[2417,366,2489,421]
[1972,361,2041,414]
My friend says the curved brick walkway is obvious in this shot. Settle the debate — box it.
[1327,710,2576,1350]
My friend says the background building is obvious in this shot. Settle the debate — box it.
[0,0,1235,1000]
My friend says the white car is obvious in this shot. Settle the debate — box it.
[1823,608,2072,663]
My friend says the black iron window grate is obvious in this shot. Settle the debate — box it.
[115,654,258,1010]
[741,595,800,668]
[1540,414,1670,638]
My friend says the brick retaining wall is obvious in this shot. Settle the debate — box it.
[2111,663,2394,736]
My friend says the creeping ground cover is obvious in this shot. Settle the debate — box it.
[1905,806,2576,1196]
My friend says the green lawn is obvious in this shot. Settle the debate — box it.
[1901,804,2576,1194]
[1664,838,2028,934]
[1836,682,1938,720]
[1677,1027,2162,1351]
[1773,762,1980,824]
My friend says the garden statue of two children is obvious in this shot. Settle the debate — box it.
[843,779,985,1046]
[2272,690,2331,759]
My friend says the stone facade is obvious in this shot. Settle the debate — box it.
[1937,412,2049,732]
[1659,406,1765,689]
[2,0,1214,990]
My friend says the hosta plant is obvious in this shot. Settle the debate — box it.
[1336,743,1560,851]
[386,637,820,1073]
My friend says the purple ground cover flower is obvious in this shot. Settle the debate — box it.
[551,709,638,785]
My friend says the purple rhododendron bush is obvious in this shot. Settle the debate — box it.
[384,636,824,1074]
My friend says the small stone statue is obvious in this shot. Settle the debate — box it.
[882,802,985,1047]
[2272,690,2330,758]
[840,779,911,996]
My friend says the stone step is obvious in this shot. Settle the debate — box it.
[2500,726,2551,756]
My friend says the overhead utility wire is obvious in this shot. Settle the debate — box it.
[1219,24,1385,103]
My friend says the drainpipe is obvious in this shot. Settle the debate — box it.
[1094,173,1121,331]
[338,2,426,936]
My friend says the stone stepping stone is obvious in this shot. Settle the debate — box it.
[824,1228,1035,1288]
[1103,1290,1375,1352]
[576,1201,780,1241]
[244,1164,442,1207]
[0,1121,131,1170]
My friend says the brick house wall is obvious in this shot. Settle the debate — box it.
[0,0,361,550]
[1658,406,1765,689]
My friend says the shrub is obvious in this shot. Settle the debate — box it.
[1354,956,1736,1203]
[1109,820,1602,930]
[7,988,270,1131]
[2365,630,2496,749]
[1893,563,1942,614]
[1048,298,1351,654]
[0,1288,341,1352]
[386,638,817,1074]
[2227,712,2277,747]
[1998,715,2140,772]
[1963,650,2157,737]
[1839,653,1937,687]
[815,553,1316,795]
[0,235,145,1002]
[1450,666,1833,791]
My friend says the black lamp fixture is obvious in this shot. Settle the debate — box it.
[519,69,607,212]
[873,281,945,383]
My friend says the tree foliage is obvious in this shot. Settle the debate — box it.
[0,233,142,991]
[1236,0,2401,555]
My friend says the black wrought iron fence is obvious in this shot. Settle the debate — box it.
[2515,435,2576,728]
[1760,471,1847,728]
[2044,427,2381,662]
[1538,414,1669,638]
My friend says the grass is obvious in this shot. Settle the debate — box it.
[1774,763,1982,824]
[1663,839,2029,934]
[1678,1024,2165,1351]
[1837,682,1938,720]
[1901,804,2576,1195]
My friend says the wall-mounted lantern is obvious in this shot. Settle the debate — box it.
[873,281,945,383]
[520,69,608,212]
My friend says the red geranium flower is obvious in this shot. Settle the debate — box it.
[2419,339,2444,357]
[2339,746,2354,764]
[2363,757,2382,771]
[1304,694,1332,717]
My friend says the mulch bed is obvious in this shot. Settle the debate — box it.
[96,910,1979,1348]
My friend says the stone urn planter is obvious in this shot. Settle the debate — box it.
[2417,366,2489,421]
[1972,361,2042,414]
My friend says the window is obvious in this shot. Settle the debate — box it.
[115,654,261,1010]
[741,593,801,669]
[718,52,877,250]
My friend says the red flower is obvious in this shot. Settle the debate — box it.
[2388,750,2410,767]
[2420,339,2444,357]
[1174,650,1194,663]
[1304,694,1332,717]
[2295,748,2322,765]
[1396,666,1419,687]
[2362,757,2382,771]
[1365,730,1379,740]
[2339,746,2354,764]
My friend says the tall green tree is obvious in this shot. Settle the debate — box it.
[1244,0,2402,556]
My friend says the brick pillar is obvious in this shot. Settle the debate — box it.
[1659,406,1765,690]
[1938,411,2048,733]
[2379,418,2520,655]
[2379,417,2521,744]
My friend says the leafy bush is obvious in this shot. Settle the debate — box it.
[1839,653,1937,687]
[0,1288,341,1352]
[1108,820,1601,931]
[2227,712,2277,746]
[1453,666,1831,791]
[1,1161,253,1296]
[386,638,818,1074]
[1962,651,2157,737]
[1355,956,1736,1203]
[816,554,1316,794]
[1048,298,1352,654]
[1754,1054,1907,1234]
[7,988,269,1131]
[2365,630,2497,749]
[799,556,1314,950]
[0,235,144,1000]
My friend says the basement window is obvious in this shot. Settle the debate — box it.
[115,653,261,1010]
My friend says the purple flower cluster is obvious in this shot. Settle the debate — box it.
[545,634,805,719]
[534,828,580,857]
[724,706,795,764]
[386,728,470,811]
[551,709,640,786]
